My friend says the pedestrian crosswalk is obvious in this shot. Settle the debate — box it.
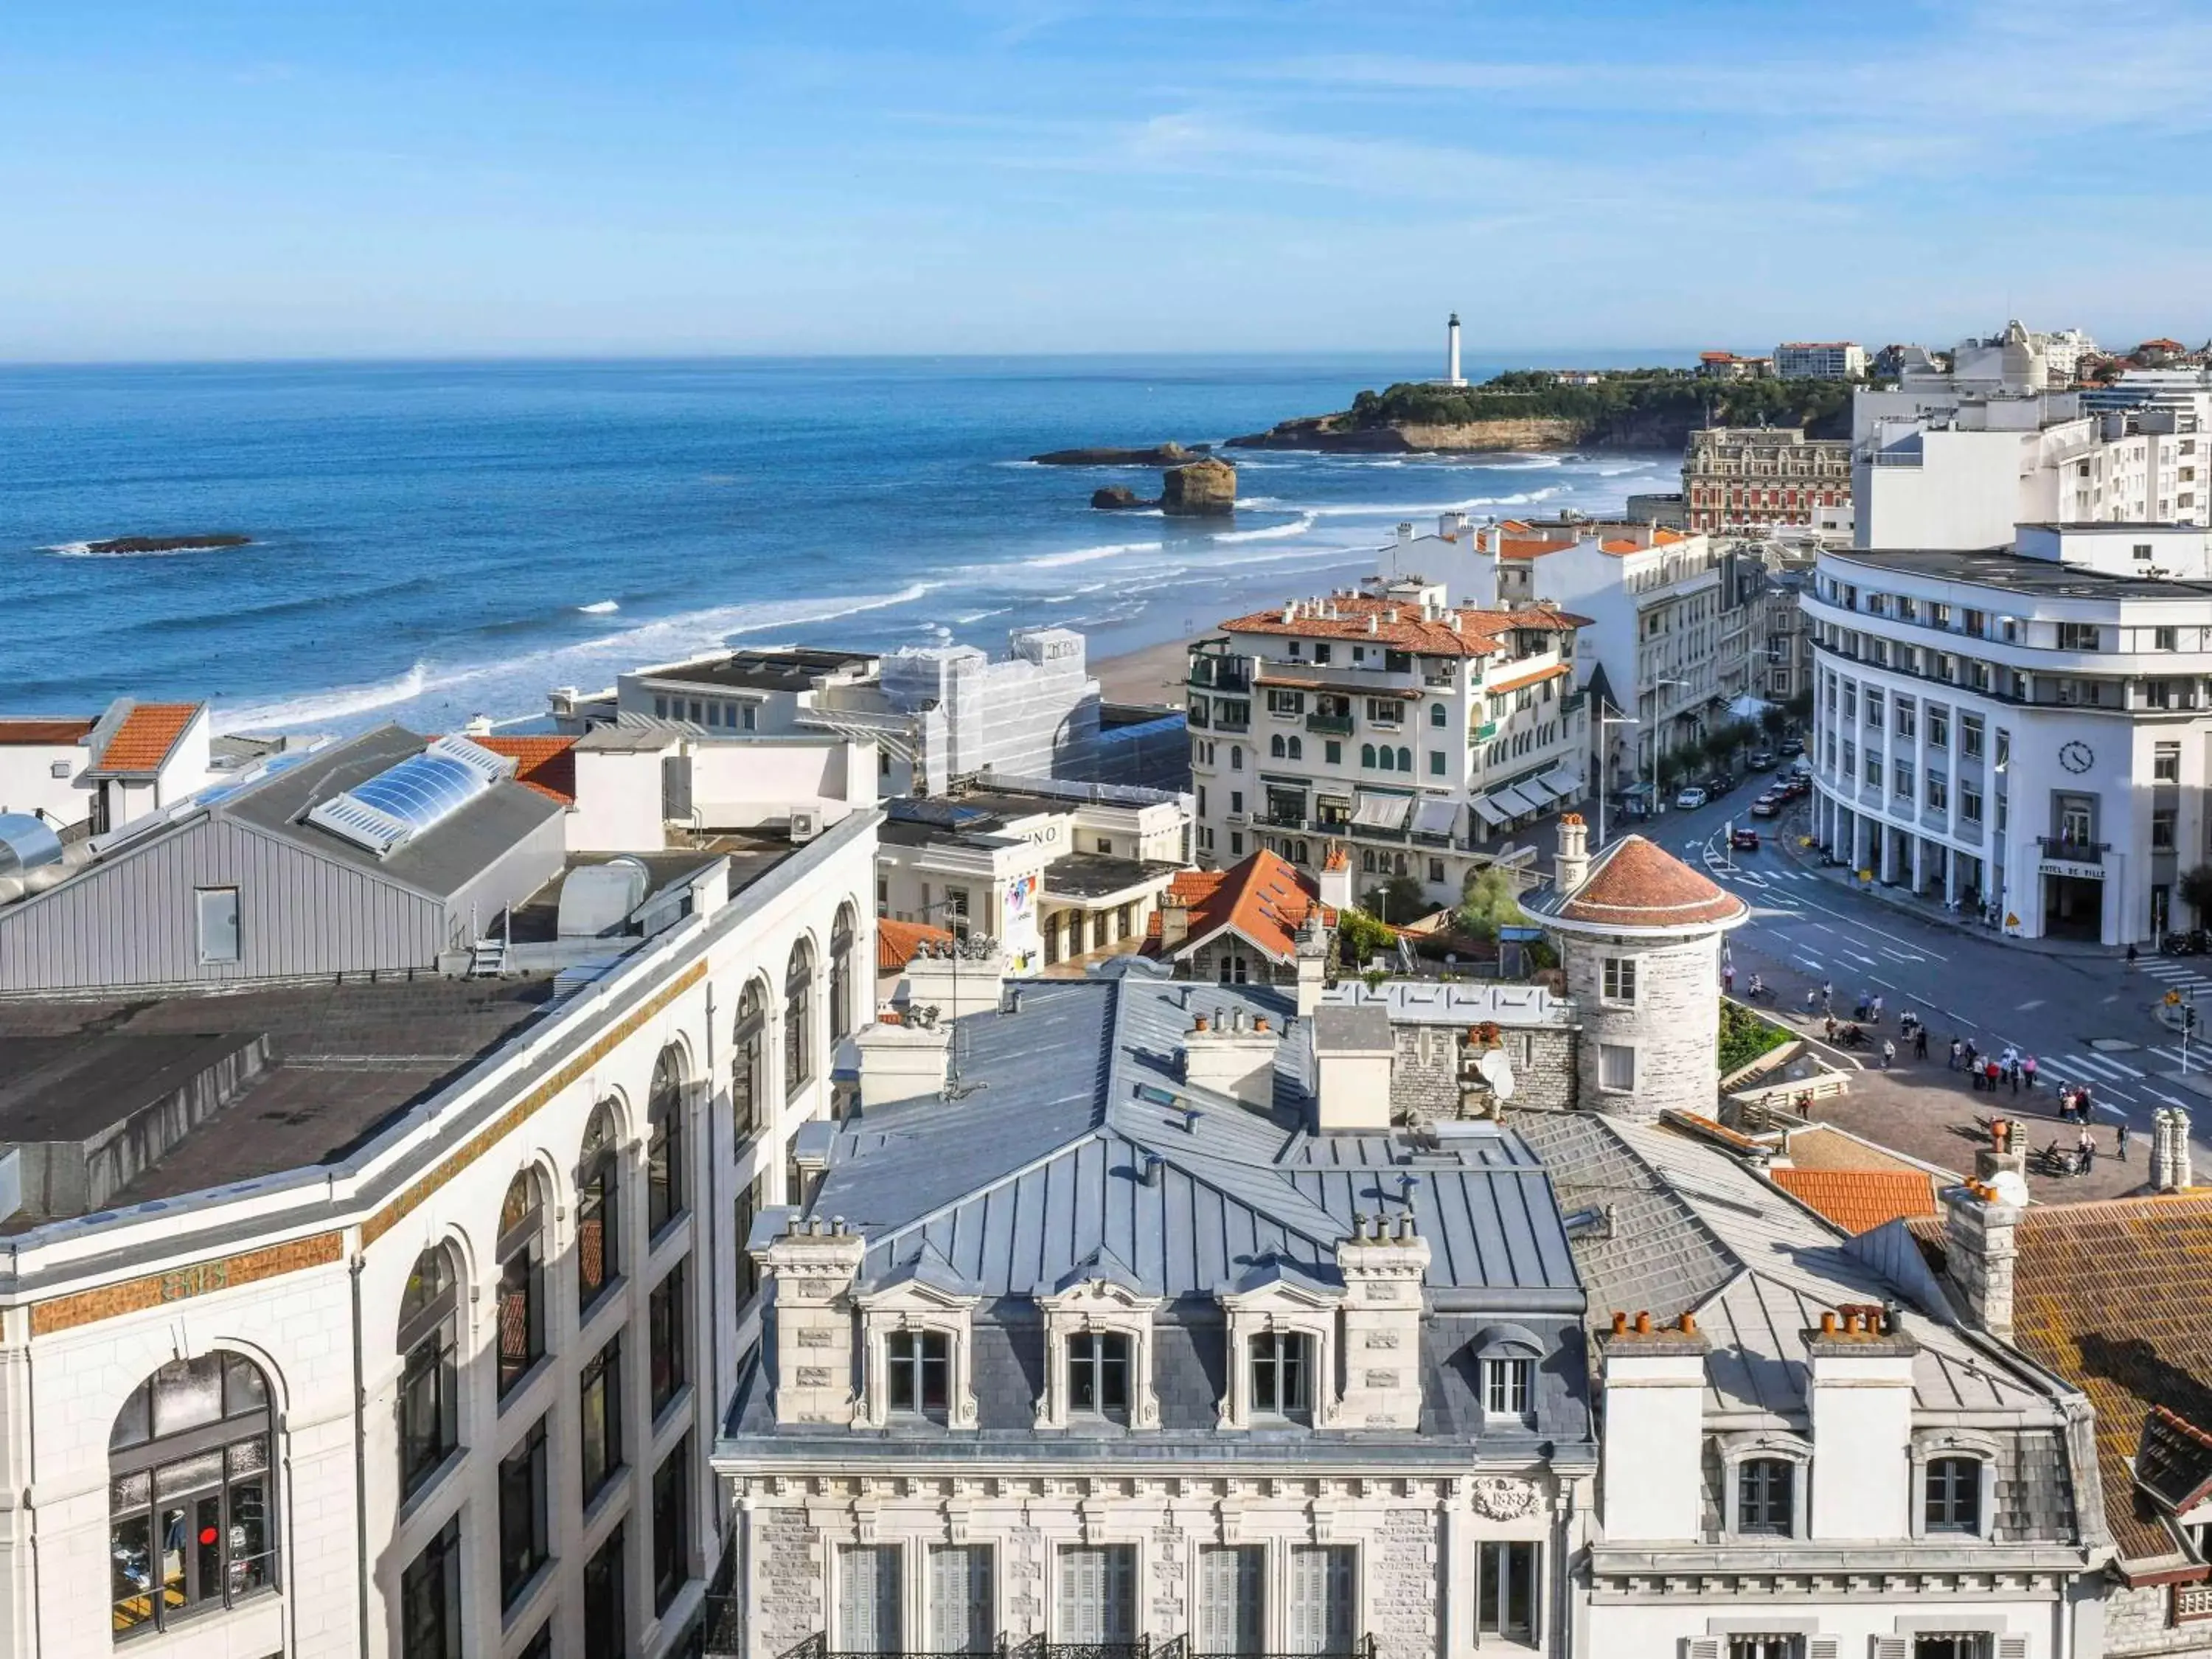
[2141,959,2212,1001]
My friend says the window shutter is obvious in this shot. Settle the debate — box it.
[1995,1641,2028,1659]
[931,1545,992,1654]
[1807,1641,1839,1659]
[1873,1640,1909,1659]
[841,1545,897,1655]
[1200,1547,1262,1655]
[1683,1641,1719,1659]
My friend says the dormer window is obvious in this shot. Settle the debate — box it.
[1737,1458,1795,1536]
[1067,1332,1130,1417]
[1925,1455,1982,1533]
[1482,1356,1533,1419]
[886,1329,950,1416]
[1250,1330,1312,1419]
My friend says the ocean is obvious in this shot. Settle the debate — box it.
[0,355,1676,734]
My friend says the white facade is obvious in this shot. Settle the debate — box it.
[1773,341,1867,380]
[1188,577,1587,911]
[1808,526,2212,943]
[0,721,92,827]
[0,815,877,1659]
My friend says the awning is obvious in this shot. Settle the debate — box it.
[1351,791,1413,831]
[1728,693,1775,721]
[1514,773,1565,808]
[1534,765,1585,804]
[1489,784,1541,818]
[1412,797,1459,838]
[1467,793,1512,830]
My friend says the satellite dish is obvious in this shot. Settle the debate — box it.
[1477,1048,1517,1101]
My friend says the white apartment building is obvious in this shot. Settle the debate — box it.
[0,757,877,1658]
[1806,522,2212,944]
[1186,579,1588,911]
[1773,341,1867,380]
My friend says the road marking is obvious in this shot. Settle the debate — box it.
[2017,1000,2045,1012]
[1787,891,1952,960]
[1811,922,1838,935]
[1793,956,1823,973]
[1845,951,1880,967]
[1877,947,1921,962]
[1871,976,1899,991]
[2148,1088,2196,1110]
[2065,1051,2142,1082]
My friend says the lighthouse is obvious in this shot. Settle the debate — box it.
[1442,312,1467,387]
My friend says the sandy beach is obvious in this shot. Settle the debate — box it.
[1094,634,1197,707]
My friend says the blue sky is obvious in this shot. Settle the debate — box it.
[5,0,2210,360]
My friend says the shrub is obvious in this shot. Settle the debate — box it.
[1718,998,1790,1075]
[1337,908,1397,968]
[1457,866,1528,942]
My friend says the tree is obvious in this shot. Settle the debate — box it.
[1337,907,1396,969]
[1758,705,1790,742]
[1784,689,1815,725]
[2181,863,2212,924]
[1458,866,1529,942]
[1360,874,1425,925]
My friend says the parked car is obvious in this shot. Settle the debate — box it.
[1747,750,1777,771]
[1731,827,1761,851]
[1706,773,1736,796]
[1750,793,1783,818]
[1778,737,1805,757]
[1675,785,1709,810]
[1788,757,1813,779]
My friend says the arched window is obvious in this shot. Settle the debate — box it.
[110,1352,277,1635]
[498,1170,547,1396]
[577,1106,621,1313]
[397,1245,461,1498]
[647,1046,687,1239]
[1290,736,1304,759]
[785,939,815,1098]
[1430,702,1447,727]
[1396,746,1412,772]
[1270,734,1286,759]
[1229,745,1243,771]
[1360,743,1377,768]
[1361,849,1377,874]
[830,904,857,1043]
[732,980,766,1141]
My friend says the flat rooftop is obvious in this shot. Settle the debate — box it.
[639,647,877,693]
[508,841,786,942]
[1826,546,2212,601]
[0,975,554,1223]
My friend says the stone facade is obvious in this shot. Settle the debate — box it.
[1557,930,1722,1124]
[2105,1581,2212,1657]
[1383,1021,1579,1119]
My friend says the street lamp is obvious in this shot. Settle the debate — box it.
[1640,677,1692,806]
[1594,706,1639,853]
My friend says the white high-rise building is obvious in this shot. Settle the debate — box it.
[1806,521,2212,944]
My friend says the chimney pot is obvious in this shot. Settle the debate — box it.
[1254,1016,1270,1033]
[1193,1014,1209,1032]
[1633,1310,1652,1335]
[1677,1312,1698,1336]
[1611,1310,1630,1335]
[1820,1310,1837,1335]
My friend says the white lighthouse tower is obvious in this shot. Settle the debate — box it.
[1443,311,1466,386]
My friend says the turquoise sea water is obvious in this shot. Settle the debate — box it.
[0,355,1677,733]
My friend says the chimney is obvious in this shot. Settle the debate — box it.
[1596,1312,1708,1541]
[1317,844,1353,915]
[754,1214,868,1425]
[853,1016,953,1108]
[1335,1214,1431,1428]
[1554,812,1590,897]
[1805,1304,1917,1540]
[1294,916,1330,1017]
[1158,890,1191,952]
[1941,1180,2023,1338]
[899,940,1010,1020]
[1182,1009,1281,1107]
[1397,521,1415,546]
[1310,1004,1394,1133]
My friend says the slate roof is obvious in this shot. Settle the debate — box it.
[1520,1113,2060,1420]
[1526,834,1747,932]
[736,970,1593,1451]
[2004,1191,2212,1570]
[88,701,201,776]
[1769,1166,1940,1234]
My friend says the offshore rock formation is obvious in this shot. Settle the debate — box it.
[1032,442,1208,466]
[1091,486,1149,509]
[1227,413,1589,453]
[1161,457,1236,516]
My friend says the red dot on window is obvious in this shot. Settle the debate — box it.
[198,1527,218,1546]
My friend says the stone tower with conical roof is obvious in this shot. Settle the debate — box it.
[1527,814,1748,1123]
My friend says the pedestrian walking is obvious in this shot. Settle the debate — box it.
[2080,1081,2096,1116]
[2128,943,2139,972]
[1871,993,1885,1023]
[2023,1053,2038,1090]
[1947,1037,1962,1070]
[1824,1015,1837,1043]
[2009,1062,2020,1096]
[1821,979,1833,1014]
[1985,1057,2000,1093]
[2079,1125,2098,1175]
[2118,1119,2132,1161]
[1882,1038,1896,1069]
[1915,1026,1929,1061]
[1806,987,1819,1016]
[1723,964,1735,995]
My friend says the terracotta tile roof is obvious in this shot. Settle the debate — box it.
[1150,849,1333,964]
[2138,1405,2212,1514]
[1218,594,1584,658]
[877,917,955,975]
[1769,1166,1939,1234]
[0,718,94,746]
[90,702,201,775]
[1548,835,1747,931]
[1484,661,1569,695]
[2007,1190,2212,1571]
[464,735,577,804]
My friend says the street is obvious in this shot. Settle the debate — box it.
[1616,782,2212,1160]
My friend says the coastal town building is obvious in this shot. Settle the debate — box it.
[1624,490,1688,529]
[550,627,1110,796]
[1697,352,1773,380]
[712,956,1600,1659]
[0,733,878,1657]
[1186,579,1588,911]
[1804,521,2212,943]
[1773,340,1868,380]
[1681,425,1852,533]
[1853,323,2212,549]
[0,697,213,836]
[1150,845,1341,990]
[872,776,1192,975]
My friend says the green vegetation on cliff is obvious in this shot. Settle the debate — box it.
[1348,370,1856,444]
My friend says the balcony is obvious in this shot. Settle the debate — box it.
[734,1637,1379,1659]
[1306,712,1355,737]
[1259,811,1310,831]
[1254,658,1421,695]
[2037,836,2106,866]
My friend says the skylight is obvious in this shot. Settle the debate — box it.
[305,737,513,857]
